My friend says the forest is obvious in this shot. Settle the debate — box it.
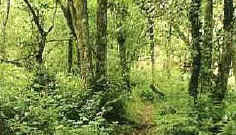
[0,0,236,135]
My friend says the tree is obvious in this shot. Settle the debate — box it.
[188,0,202,102]
[215,0,234,103]
[69,0,92,86]
[95,0,108,84]
[200,0,213,92]
[147,1,155,86]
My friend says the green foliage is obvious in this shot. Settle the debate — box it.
[29,67,57,93]
[140,88,156,102]
[0,0,236,135]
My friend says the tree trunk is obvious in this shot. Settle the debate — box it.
[71,0,92,87]
[233,29,236,86]
[215,0,233,103]
[148,18,155,86]
[200,0,213,92]
[1,0,11,59]
[166,24,172,78]
[36,34,46,64]
[188,0,202,102]
[117,21,131,90]
[59,0,77,73]
[68,33,73,73]
[95,0,107,82]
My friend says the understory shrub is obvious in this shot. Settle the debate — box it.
[0,66,130,135]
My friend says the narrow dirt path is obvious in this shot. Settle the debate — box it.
[130,104,157,135]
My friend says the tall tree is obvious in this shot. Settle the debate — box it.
[200,0,213,92]
[95,0,107,83]
[70,0,92,86]
[188,0,202,102]
[215,0,233,102]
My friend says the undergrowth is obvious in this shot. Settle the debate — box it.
[0,64,235,135]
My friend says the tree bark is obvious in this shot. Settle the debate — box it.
[215,0,233,103]
[58,0,77,73]
[188,0,202,102]
[68,33,73,73]
[117,18,131,90]
[200,0,213,92]
[70,0,92,86]
[148,18,155,86]
[95,0,107,82]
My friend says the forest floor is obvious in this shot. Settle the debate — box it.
[130,104,157,135]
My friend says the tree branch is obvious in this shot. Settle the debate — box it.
[173,24,190,46]
[0,58,22,67]
[58,0,77,38]
[46,0,58,35]
[23,0,44,35]
[3,0,10,27]
[2,0,11,42]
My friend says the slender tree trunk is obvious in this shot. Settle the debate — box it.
[117,21,130,90]
[1,0,11,59]
[95,0,107,82]
[215,0,233,102]
[200,0,213,92]
[188,0,202,102]
[166,24,172,78]
[68,33,73,73]
[148,18,155,85]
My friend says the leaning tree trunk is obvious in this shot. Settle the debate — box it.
[200,0,213,92]
[95,0,107,83]
[215,0,233,103]
[188,0,202,102]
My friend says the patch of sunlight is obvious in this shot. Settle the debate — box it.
[228,76,236,90]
